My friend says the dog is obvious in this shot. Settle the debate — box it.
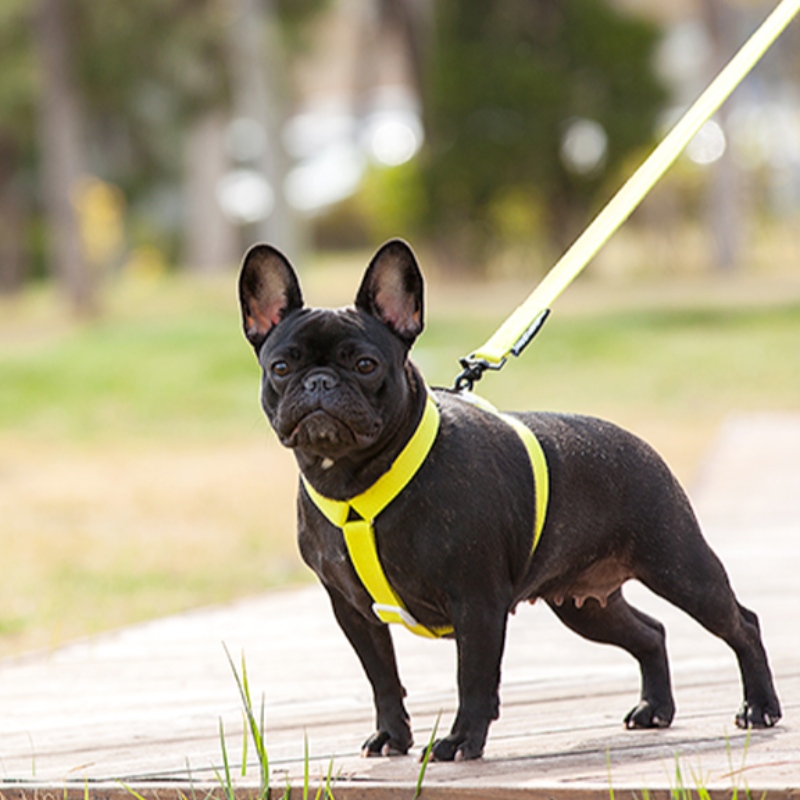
[238,238,781,762]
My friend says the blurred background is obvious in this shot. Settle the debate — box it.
[1,0,799,656]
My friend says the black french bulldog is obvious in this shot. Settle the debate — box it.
[238,238,781,762]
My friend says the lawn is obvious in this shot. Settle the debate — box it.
[1,252,799,656]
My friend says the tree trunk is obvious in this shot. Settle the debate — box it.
[701,0,745,273]
[184,111,239,273]
[226,0,300,260]
[34,0,97,315]
[0,141,28,294]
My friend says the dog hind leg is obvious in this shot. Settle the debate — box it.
[638,542,782,729]
[547,588,676,728]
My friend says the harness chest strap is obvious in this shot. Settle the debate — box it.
[302,393,549,638]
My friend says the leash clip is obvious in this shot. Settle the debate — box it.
[453,309,550,392]
[453,356,505,392]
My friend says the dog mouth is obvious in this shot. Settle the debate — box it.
[281,408,379,456]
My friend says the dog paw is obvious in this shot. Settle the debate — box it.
[361,729,412,757]
[429,734,484,762]
[624,700,674,730]
[735,702,781,729]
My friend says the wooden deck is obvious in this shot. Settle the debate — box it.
[0,413,798,799]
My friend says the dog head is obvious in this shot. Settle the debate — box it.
[238,239,426,493]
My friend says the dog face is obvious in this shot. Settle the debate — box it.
[238,239,426,482]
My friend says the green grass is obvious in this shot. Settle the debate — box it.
[216,647,436,799]
[1,259,799,656]
[0,281,261,442]
[455,302,800,416]
[2,271,799,448]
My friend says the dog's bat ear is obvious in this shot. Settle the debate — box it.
[238,244,304,350]
[355,239,424,345]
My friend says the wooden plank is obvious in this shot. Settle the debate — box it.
[3,788,800,800]
[0,413,797,796]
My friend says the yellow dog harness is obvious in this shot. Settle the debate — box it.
[302,392,549,638]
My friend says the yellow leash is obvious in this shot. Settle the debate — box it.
[456,0,800,388]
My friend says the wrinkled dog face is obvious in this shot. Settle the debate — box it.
[258,308,402,459]
[238,241,425,469]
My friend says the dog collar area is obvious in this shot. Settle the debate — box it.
[302,393,450,638]
[302,391,549,639]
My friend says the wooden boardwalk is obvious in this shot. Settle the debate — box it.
[0,413,798,799]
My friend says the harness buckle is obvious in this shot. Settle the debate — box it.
[372,603,422,629]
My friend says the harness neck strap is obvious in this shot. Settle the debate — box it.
[302,393,448,638]
[302,391,549,639]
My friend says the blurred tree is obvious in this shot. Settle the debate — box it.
[73,0,234,274]
[417,0,667,273]
[34,0,96,315]
[69,0,325,272]
[702,0,743,273]
[0,138,27,294]
[0,0,34,294]
[225,0,294,261]
[0,0,325,304]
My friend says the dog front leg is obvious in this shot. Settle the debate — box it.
[325,586,413,756]
[432,602,508,761]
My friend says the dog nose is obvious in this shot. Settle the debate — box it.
[303,370,339,394]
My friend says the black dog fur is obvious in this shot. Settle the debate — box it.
[238,238,781,762]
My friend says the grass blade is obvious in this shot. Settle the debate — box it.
[241,711,248,778]
[118,783,148,800]
[223,643,270,800]
[303,730,310,800]
[216,718,236,800]
[414,711,441,800]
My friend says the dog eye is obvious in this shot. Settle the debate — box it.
[355,357,377,375]
[271,360,291,378]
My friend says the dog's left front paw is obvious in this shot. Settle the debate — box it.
[428,733,484,762]
[735,701,781,729]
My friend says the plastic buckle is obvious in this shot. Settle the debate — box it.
[372,603,422,629]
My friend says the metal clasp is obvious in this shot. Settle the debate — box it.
[453,357,505,392]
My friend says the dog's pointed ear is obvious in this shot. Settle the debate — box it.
[355,239,424,345]
[238,244,304,351]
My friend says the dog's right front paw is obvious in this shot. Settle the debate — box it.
[361,729,413,757]
[624,699,674,729]
[736,701,782,729]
